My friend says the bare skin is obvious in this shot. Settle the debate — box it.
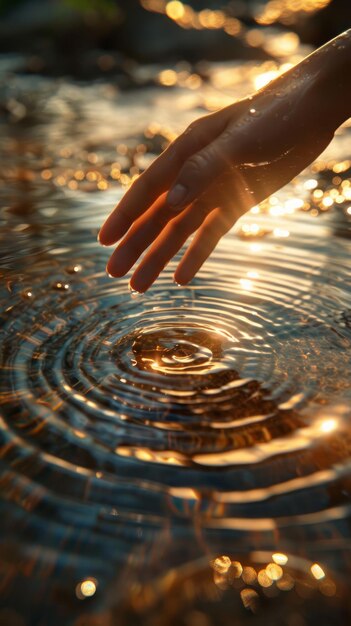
[99,30,351,293]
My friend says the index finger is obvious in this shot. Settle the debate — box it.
[98,113,225,246]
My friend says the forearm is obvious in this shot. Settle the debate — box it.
[256,29,351,136]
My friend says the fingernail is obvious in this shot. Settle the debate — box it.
[167,184,187,208]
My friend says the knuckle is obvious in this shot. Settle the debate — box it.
[219,129,234,147]
[184,151,212,175]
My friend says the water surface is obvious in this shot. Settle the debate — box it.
[1,52,351,625]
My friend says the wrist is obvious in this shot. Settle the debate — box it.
[309,30,351,131]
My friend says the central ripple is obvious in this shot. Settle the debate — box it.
[129,324,229,375]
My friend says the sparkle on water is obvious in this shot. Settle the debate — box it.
[1,37,351,626]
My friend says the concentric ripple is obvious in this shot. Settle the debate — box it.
[2,43,351,623]
[2,214,351,621]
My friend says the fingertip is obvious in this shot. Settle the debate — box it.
[98,227,112,246]
[173,270,192,287]
[106,261,125,279]
[129,278,147,295]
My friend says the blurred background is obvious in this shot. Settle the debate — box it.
[0,0,350,78]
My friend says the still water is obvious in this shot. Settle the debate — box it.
[1,50,351,625]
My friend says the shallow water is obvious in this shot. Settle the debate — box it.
[1,53,351,625]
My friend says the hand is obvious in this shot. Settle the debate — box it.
[98,66,335,292]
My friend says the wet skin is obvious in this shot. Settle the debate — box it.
[99,30,351,293]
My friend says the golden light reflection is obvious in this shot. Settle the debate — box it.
[158,69,178,86]
[231,561,243,578]
[239,278,253,291]
[322,196,333,208]
[304,178,318,190]
[240,588,259,611]
[255,0,332,26]
[257,569,273,587]
[250,243,263,254]
[76,578,98,599]
[242,566,257,585]
[241,223,260,235]
[272,552,288,565]
[263,32,299,57]
[266,562,283,581]
[41,169,53,180]
[254,70,279,90]
[97,180,109,190]
[311,563,326,580]
[142,0,244,36]
[319,418,337,434]
[211,555,231,574]
[273,227,290,238]
[166,0,185,20]
[207,554,335,605]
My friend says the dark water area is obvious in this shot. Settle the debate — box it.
[1,46,351,626]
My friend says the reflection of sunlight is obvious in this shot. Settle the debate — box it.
[263,33,299,56]
[256,0,332,26]
[319,418,337,434]
[76,579,98,599]
[209,553,334,601]
[239,278,253,291]
[304,178,318,190]
[266,563,283,581]
[241,223,260,235]
[311,563,326,580]
[166,1,185,20]
[273,227,290,238]
[272,553,288,565]
[254,70,279,90]
[158,69,178,86]
[250,243,262,253]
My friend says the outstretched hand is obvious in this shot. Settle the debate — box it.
[99,63,336,292]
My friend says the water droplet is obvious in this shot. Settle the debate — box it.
[249,108,261,117]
